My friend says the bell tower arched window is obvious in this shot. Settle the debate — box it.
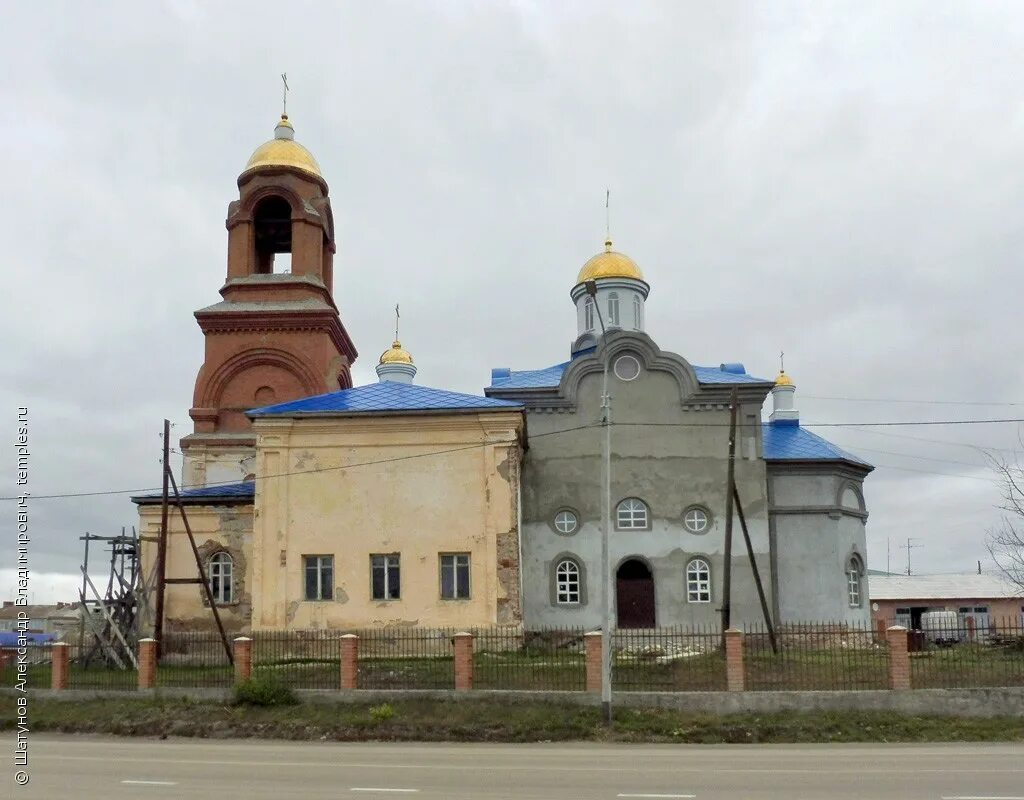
[584,298,595,332]
[253,196,293,274]
[608,292,620,326]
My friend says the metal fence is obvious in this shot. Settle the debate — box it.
[68,642,139,690]
[744,622,890,691]
[908,616,1024,689]
[252,630,345,689]
[473,627,587,690]
[5,643,52,689]
[159,631,233,687]
[356,627,456,689]
[612,625,726,691]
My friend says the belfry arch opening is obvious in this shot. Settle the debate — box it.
[253,195,293,274]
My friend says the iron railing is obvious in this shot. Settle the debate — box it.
[612,625,727,691]
[907,616,1024,688]
[744,621,889,691]
[158,631,233,687]
[473,627,587,691]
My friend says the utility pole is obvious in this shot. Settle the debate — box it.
[585,279,614,726]
[720,388,738,633]
[901,537,922,576]
[153,419,170,656]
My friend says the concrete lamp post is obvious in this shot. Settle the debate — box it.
[585,279,614,725]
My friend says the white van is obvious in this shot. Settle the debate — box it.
[920,610,961,645]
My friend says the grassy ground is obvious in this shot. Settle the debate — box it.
[2,695,1022,743]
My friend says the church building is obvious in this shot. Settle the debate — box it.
[134,113,873,633]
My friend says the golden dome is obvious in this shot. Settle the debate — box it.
[775,370,794,387]
[576,238,645,284]
[379,340,413,365]
[242,115,322,178]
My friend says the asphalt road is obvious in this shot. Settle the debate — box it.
[13,735,1024,799]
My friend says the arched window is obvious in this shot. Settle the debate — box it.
[253,195,292,274]
[555,559,581,605]
[846,555,863,607]
[616,497,649,530]
[608,292,620,326]
[686,558,711,603]
[208,552,233,604]
[584,298,595,332]
[633,295,643,329]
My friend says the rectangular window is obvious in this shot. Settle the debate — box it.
[440,553,470,600]
[371,554,401,600]
[846,569,861,607]
[303,555,334,601]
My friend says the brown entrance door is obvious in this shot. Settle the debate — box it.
[616,559,656,628]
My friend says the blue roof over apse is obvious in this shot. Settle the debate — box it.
[248,381,523,417]
[131,481,256,503]
[762,421,871,466]
[489,360,769,390]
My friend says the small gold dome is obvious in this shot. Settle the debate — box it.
[576,238,645,284]
[379,340,413,365]
[243,115,322,178]
[775,370,794,387]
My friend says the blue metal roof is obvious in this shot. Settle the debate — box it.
[762,421,871,466]
[488,359,769,390]
[248,382,522,417]
[132,481,256,504]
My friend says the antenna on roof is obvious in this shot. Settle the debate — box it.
[901,537,922,575]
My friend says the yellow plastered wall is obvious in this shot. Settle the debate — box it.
[251,410,523,630]
[138,503,254,633]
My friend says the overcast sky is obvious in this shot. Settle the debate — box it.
[3,1,1024,603]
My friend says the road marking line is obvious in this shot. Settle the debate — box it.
[350,790,419,794]
[617,795,696,798]
[121,781,178,786]
[941,797,1024,799]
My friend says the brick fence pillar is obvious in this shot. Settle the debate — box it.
[724,628,745,692]
[233,637,253,684]
[584,631,604,693]
[886,625,911,690]
[966,615,976,643]
[340,634,359,690]
[50,642,69,691]
[138,638,157,690]
[453,632,474,691]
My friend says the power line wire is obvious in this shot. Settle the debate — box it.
[803,395,1024,407]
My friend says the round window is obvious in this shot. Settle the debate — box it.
[553,510,579,534]
[613,355,641,381]
[683,505,710,533]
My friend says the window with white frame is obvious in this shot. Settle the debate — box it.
[633,294,642,329]
[584,298,595,331]
[553,509,578,534]
[440,553,471,599]
[616,497,649,529]
[608,292,620,326]
[555,559,581,605]
[371,554,400,600]
[208,552,233,604]
[846,557,862,607]
[683,506,710,534]
[686,558,711,603]
[303,554,334,601]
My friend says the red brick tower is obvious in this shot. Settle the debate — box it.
[181,115,358,486]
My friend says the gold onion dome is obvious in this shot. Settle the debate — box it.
[775,370,794,386]
[379,340,413,365]
[576,238,645,284]
[243,114,322,178]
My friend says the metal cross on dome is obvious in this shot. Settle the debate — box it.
[281,72,289,116]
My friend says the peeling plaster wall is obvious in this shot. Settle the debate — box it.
[250,411,523,630]
[182,442,257,488]
[138,503,254,633]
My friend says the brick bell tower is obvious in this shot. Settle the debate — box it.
[181,114,358,487]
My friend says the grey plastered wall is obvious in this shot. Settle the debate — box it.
[512,333,776,629]
[768,463,871,625]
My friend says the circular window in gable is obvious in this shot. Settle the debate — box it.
[613,355,641,381]
[683,505,711,534]
[553,509,579,535]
